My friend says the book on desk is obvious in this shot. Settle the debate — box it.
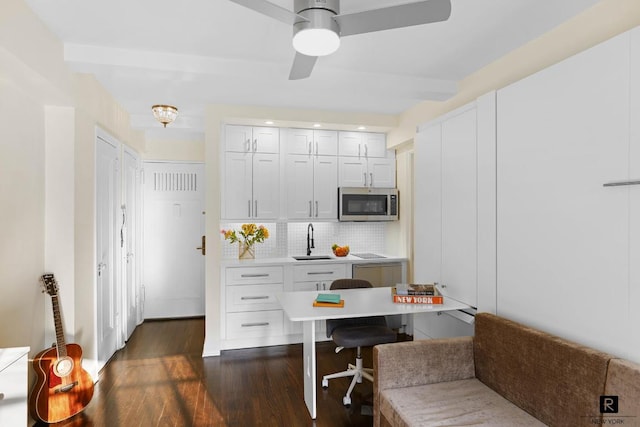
[313,293,344,308]
[392,285,443,304]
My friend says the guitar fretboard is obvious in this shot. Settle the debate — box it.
[51,295,68,358]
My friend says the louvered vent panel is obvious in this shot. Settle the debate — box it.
[153,172,198,192]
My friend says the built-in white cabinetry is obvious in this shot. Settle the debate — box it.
[338,132,395,188]
[286,128,338,156]
[285,129,338,220]
[225,125,279,153]
[413,93,496,340]
[496,27,640,361]
[0,347,29,426]
[289,263,347,337]
[222,126,280,220]
[222,265,284,348]
[338,156,396,188]
[338,131,387,158]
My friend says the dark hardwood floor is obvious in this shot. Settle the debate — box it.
[42,318,406,427]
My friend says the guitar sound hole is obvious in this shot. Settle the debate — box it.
[54,357,74,377]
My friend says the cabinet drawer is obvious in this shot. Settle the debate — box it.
[226,266,284,285]
[293,264,346,283]
[226,311,283,338]
[0,352,28,426]
[226,283,283,312]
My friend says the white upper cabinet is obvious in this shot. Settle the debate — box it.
[338,131,387,158]
[286,128,338,156]
[225,125,279,153]
[222,125,280,220]
[338,157,395,188]
[286,154,338,219]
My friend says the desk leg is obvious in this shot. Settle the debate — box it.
[302,320,317,419]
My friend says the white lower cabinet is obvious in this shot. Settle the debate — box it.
[0,347,29,426]
[289,263,348,338]
[222,265,285,349]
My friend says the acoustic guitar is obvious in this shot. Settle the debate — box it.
[30,273,94,423]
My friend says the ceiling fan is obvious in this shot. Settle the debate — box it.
[229,0,452,80]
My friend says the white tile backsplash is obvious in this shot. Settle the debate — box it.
[220,221,386,259]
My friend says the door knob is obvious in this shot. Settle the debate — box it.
[196,235,206,256]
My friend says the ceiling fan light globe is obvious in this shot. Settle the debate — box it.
[293,28,340,57]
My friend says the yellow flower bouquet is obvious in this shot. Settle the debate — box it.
[221,223,269,259]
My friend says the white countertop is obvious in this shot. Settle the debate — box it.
[221,253,407,267]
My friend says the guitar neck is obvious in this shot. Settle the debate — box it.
[51,294,68,358]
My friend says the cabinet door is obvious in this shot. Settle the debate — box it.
[338,157,367,187]
[253,127,279,153]
[225,125,253,152]
[253,153,280,219]
[414,124,441,284]
[314,156,338,219]
[362,133,387,158]
[314,130,338,156]
[368,158,396,188]
[223,152,253,219]
[441,108,477,307]
[285,154,314,219]
[286,128,314,155]
[338,131,363,156]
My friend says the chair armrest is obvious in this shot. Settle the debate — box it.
[374,336,475,392]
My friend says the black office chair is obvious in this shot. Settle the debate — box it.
[321,278,397,407]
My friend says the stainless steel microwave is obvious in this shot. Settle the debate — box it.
[338,187,399,221]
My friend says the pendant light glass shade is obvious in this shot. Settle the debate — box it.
[151,104,178,128]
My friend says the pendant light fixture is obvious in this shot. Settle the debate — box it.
[151,104,178,128]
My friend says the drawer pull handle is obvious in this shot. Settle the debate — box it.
[307,271,334,275]
[241,296,270,300]
[241,322,269,327]
[240,274,269,278]
[603,180,640,187]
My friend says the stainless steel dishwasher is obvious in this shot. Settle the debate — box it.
[352,262,404,330]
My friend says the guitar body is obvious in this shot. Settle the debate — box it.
[30,343,94,423]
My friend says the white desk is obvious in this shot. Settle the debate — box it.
[276,286,469,419]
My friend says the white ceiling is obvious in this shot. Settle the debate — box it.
[24,0,600,139]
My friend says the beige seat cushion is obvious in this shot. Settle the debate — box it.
[379,378,546,427]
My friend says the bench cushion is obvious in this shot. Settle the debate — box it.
[379,378,545,427]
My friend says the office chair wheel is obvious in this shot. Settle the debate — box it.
[343,396,351,407]
[322,378,329,389]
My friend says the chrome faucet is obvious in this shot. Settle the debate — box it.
[306,223,315,256]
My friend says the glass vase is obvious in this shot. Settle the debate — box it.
[238,242,255,260]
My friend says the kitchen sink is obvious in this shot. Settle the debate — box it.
[292,255,332,261]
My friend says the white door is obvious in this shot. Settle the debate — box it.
[122,147,141,339]
[143,162,205,319]
[96,133,120,367]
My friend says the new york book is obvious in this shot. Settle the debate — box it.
[391,286,443,304]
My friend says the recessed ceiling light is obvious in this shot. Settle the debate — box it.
[265,120,274,125]
[313,123,322,128]
[357,126,366,130]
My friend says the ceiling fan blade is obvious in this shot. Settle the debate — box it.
[335,0,451,37]
[228,0,308,25]
[289,52,318,80]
